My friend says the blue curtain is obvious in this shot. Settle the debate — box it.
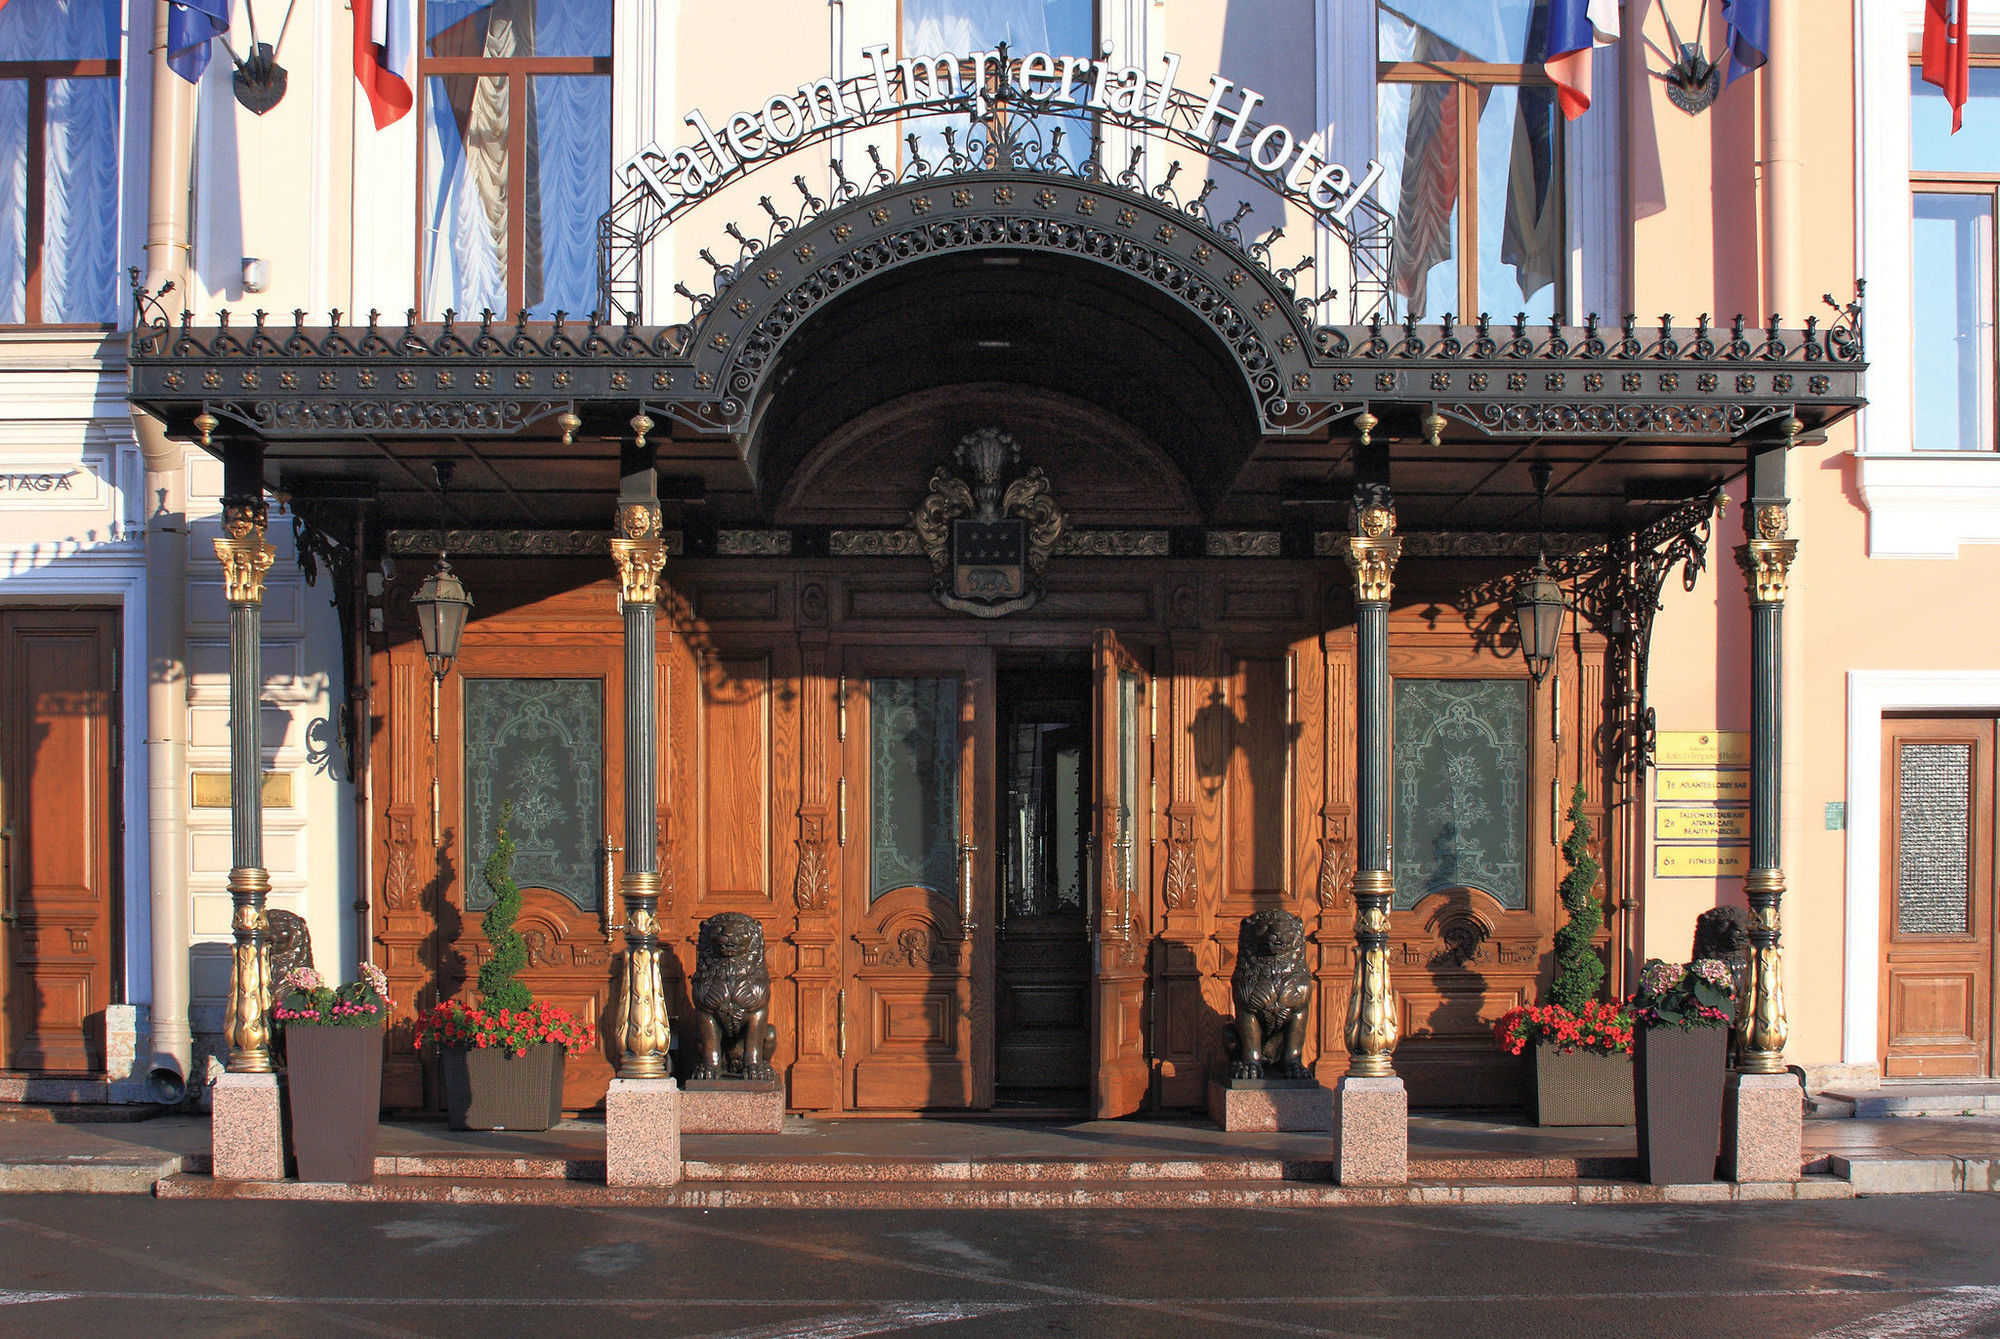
[0,0,119,60]
[0,81,25,324]
[529,75,608,316]
[44,77,119,322]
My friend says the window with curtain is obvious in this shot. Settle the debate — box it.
[1376,1,1563,323]
[0,0,119,326]
[900,0,1093,169]
[1911,66,2000,452]
[421,0,612,319]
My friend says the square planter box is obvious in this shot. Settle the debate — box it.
[283,1025,383,1184]
[1532,1043,1635,1127]
[1634,1024,1730,1184]
[440,1042,567,1131]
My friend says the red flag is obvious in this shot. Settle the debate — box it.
[353,0,413,130]
[1923,0,1970,133]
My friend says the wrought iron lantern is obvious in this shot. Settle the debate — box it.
[1512,460,1569,687]
[410,461,472,681]
[1512,558,1567,687]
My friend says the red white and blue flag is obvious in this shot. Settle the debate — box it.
[1543,0,1620,121]
[353,0,413,129]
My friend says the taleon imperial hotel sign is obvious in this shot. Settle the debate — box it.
[617,45,1385,227]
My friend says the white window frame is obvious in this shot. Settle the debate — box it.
[1856,0,2000,556]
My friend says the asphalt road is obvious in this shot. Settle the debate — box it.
[3,1193,2000,1338]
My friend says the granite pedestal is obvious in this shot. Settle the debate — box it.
[605,1077,682,1187]
[1722,1071,1804,1183]
[1332,1075,1408,1185]
[1208,1077,1333,1133]
[211,1072,285,1181]
[681,1077,786,1134]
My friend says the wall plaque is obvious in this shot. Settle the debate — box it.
[1655,730,1750,767]
[1654,805,1750,842]
[1654,768,1750,802]
[1654,845,1750,878]
[191,771,293,808]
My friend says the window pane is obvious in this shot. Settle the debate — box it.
[462,678,604,914]
[527,74,608,316]
[1912,67,2000,173]
[1896,742,1973,936]
[424,73,509,316]
[0,0,119,61]
[427,0,611,58]
[870,677,960,902]
[1913,191,1993,452]
[1379,1,1543,65]
[1379,76,1459,320]
[1391,679,1528,911]
[1480,82,1561,316]
[42,76,117,323]
[902,1,1092,169]
[0,80,24,324]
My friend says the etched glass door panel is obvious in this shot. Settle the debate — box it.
[869,676,960,901]
[1391,678,1528,910]
[463,678,604,912]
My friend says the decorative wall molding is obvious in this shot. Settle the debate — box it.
[386,529,685,558]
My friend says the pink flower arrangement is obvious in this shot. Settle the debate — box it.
[414,998,598,1058]
[1627,957,1737,1030]
[273,962,393,1029]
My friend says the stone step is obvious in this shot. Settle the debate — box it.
[150,1171,1854,1209]
[0,1103,165,1124]
[1822,1084,2000,1119]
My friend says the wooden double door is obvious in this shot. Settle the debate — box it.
[1881,716,2000,1077]
[833,636,1149,1115]
[0,610,120,1074]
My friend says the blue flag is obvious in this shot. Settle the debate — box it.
[1722,0,1770,85]
[167,0,229,84]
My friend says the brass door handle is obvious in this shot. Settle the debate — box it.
[958,836,977,938]
[602,834,624,941]
[0,826,15,925]
[836,988,848,1058]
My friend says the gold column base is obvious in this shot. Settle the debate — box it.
[1343,868,1399,1078]
[617,871,670,1079]
[224,866,273,1073]
[1735,867,1790,1074]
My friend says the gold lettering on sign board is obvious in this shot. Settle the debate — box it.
[1655,806,1751,843]
[1653,845,1751,878]
[191,771,294,809]
[1654,768,1751,802]
[1655,731,1750,767]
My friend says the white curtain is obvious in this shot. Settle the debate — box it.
[0,81,25,324]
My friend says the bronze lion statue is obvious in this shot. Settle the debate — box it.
[689,912,777,1081]
[1226,909,1313,1080]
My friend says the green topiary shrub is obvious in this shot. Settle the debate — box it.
[1547,782,1606,1012]
[476,803,534,1013]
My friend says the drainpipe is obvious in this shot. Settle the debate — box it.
[130,0,199,1101]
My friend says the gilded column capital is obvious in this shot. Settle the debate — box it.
[611,537,668,605]
[1736,504,1797,604]
[213,503,275,604]
[1345,502,1402,604]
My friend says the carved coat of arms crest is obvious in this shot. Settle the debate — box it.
[910,428,1066,617]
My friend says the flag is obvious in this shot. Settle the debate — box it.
[1391,26,1467,316]
[1923,0,1971,133]
[353,0,414,129]
[167,0,229,85]
[1722,0,1769,85]
[1543,0,1620,121]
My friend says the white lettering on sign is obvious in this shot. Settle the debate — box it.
[618,51,1384,228]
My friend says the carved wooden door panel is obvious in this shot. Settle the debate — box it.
[0,610,118,1073]
[440,641,624,1110]
[838,646,993,1111]
[1881,717,1996,1078]
[1092,630,1152,1117]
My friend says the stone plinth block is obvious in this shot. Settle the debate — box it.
[211,1072,285,1182]
[1722,1072,1804,1183]
[681,1077,786,1134]
[606,1078,682,1187]
[1208,1078,1333,1133]
[1333,1076,1408,1186]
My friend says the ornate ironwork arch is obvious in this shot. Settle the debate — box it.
[682,171,1324,437]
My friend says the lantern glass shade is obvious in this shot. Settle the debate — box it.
[412,556,473,679]
[1512,561,1567,686]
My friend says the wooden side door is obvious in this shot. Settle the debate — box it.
[1881,716,1996,1078]
[838,646,994,1110]
[441,641,625,1109]
[1,610,119,1073]
[1092,630,1152,1117]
